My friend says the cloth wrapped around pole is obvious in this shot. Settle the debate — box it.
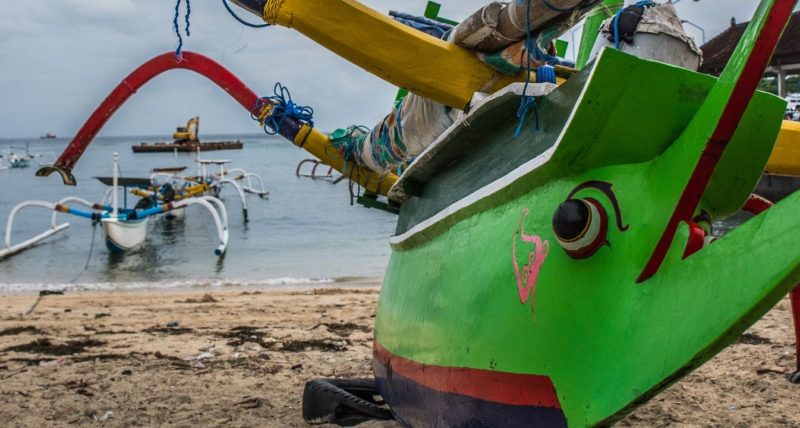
[453,0,602,53]
[331,94,459,175]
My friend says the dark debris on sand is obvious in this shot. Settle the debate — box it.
[218,326,273,348]
[0,326,46,336]
[311,322,372,337]
[1,338,105,355]
[735,332,773,345]
[278,338,350,352]
[176,293,219,304]
[142,326,194,335]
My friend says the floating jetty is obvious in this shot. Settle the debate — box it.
[132,140,243,153]
[132,116,243,153]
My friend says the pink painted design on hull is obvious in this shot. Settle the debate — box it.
[513,208,550,312]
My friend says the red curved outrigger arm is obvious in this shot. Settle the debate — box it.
[36,51,260,185]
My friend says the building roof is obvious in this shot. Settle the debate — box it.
[699,11,800,75]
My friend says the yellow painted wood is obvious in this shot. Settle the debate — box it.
[292,125,397,196]
[131,183,209,201]
[261,0,565,108]
[767,120,800,177]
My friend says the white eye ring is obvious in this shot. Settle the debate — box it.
[554,198,609,259]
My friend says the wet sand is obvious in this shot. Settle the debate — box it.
[0,280,798,427]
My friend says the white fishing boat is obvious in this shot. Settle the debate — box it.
[0,153,230,259]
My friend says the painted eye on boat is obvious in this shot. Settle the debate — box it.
[552,198,609,259]
[552,181,629,259]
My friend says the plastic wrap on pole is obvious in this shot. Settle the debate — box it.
[398,94,458,156]
[451,3,517,52]
[502,0,589,40]
[332,94,459,174]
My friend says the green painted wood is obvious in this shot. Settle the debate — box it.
[423,1,458,26]
[377,47,790,426]
[576,0,624,70]
[555,39,569,58]
[394,48,783,246]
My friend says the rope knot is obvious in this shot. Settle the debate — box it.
[254,83,315,135]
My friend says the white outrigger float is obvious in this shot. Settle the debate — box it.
[0,153,229,260]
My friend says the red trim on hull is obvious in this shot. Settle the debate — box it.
[638,0,797,282]
[373,342,561,409]
[742,193,774,214]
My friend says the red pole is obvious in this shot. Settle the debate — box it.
[791,289,800,376]
[36,51,260,185]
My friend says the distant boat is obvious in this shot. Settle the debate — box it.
[6,153,32,168]
[1,144,54,169]
[40,133,57,139]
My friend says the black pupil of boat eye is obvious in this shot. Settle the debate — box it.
[553,199,589,241]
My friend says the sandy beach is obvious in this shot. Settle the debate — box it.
[0,279,799,427]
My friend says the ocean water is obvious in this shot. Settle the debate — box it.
[0,135,397,293]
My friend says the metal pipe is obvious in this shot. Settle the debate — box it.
[112,153,119,216]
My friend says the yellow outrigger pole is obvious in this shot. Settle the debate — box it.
[230,0,569,109]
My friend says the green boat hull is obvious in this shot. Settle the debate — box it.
[374,47,799,426]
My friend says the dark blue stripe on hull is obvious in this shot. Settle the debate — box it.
[105,237,126,253]
[373,358,568,427]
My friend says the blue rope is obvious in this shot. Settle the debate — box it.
[515,0,537,138]
[389,11,452,39]
[531,43,576,68]
[537,65,557,84]
[515,97,539,137]
[222,0,270,28]
[254,82,314,135]
[173,0,183,59]
[612,0,656,49]
[185,0,191,36]
[173,0,192,60]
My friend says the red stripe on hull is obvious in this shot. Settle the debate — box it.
[373,342,561,409]
[638,0,797,282]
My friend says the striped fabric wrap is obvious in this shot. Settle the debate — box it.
[330,94,459,174]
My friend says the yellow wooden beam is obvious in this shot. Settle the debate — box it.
[767,120,800,177]
[261,0,564,108]
[292,125,397,196]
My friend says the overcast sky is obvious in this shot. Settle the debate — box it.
[0,0,783,139]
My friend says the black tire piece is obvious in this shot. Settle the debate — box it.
[790,370,800,384]
[607,5,645,45]
[303,378,393,426]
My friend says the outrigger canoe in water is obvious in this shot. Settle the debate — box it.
[36,0,800,425]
